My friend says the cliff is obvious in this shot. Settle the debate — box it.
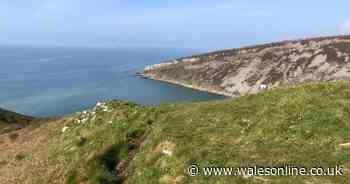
[143,35,350,96]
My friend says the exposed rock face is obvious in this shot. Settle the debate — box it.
[143,35,350,96]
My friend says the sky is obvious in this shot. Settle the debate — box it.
[1,0,350,50]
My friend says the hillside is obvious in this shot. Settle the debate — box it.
[0,108,35,134]
[0,81,349,184]
[143,35,350,96]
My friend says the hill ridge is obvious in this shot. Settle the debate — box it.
[143,35,350,97]
[0,107,35,134]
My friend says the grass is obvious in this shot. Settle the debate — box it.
[0,108,35,134]
[1,81,350,184]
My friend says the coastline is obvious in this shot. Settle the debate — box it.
[141,73,234,97]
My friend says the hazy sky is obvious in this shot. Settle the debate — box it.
[1,0,350,50]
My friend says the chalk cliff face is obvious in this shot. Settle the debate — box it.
[143,35,350,96]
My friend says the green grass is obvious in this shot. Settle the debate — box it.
[11,81,350,184]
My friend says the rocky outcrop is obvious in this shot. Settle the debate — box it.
[143,35,350,96]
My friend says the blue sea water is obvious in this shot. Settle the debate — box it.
[0,46,226,117]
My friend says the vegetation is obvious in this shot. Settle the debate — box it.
[1,81,350,183]
[0,108,35,134]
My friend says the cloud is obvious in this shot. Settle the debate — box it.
[340,20,350,34]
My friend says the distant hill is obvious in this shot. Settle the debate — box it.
[0,108,35,134]
[143,35,350,96]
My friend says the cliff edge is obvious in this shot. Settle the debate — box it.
[143,35,350,96]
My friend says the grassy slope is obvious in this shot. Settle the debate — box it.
[1,81,350,184]
[0,108,35,134]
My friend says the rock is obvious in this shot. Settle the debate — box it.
[339,143,350,147]
[62,126,69,133]
[162,149,173,156]
[96,102,104,107]
[259,84,268,90]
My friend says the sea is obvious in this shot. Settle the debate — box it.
[0,46,226,117]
